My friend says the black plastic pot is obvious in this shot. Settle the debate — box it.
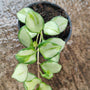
[18,1,72,43]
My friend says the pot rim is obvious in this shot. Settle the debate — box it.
[18,1,72,43]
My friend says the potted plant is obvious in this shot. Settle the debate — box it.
[12,1,72,90]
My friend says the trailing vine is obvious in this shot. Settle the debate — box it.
[12,8,68,90]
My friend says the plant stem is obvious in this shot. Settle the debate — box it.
[35,34,39,50]
[41,31,44,41]
[39,32,42,44]
[37,32,42,78]
[37,48,40,78]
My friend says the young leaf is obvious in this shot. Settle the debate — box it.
[33,41,38,48]
[16,48,36,64]
[24,78,41,90]
[51,16,68,33]
[18,26,33,48]
[17,8,33,23]
[25,72,36,82]
[26,11,44,33]
[40,61,62,73]
[37,83,52,90]
[12,64,28,82]
[46,38,65,52]
[44,21,60,35]
[38,41,62,59]
[40,71,53,79]
[50,53,60,63]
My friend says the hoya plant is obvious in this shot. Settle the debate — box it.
[12,8,68,90]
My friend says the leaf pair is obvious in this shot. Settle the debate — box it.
[17,8,44,48]
[25,76,52,90]
[12,64,51,90]
[12,64,52,90]
[17,8,68,38]
[44,16,68,35]
[17,8,44,33]
[24,79,52,90]
[24,78,41,90]
[40,61,62,79]
[12,64,28,82]
[16,38,65,64]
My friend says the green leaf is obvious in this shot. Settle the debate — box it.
[40,71,53,79]
[21,25,37,38]
[26,11,44,33]
[15,48,36,64]
[40,61,62,73]
[24,78,41,90]
[37,83,52,90]
[38,41,62,59]
[26,72,36,82]
[25,27,37,38]
[50,53,60,63]
[12,64,28,82]
[17,8,33,23]
[51,16,68,33]
[28,31,37,38]
[46,38,65,52]
[44,21,60,35]
[33,41,38,48]
[18,26,33,48]
[23,26,37,38]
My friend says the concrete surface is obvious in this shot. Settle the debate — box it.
[0,0,90,90]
